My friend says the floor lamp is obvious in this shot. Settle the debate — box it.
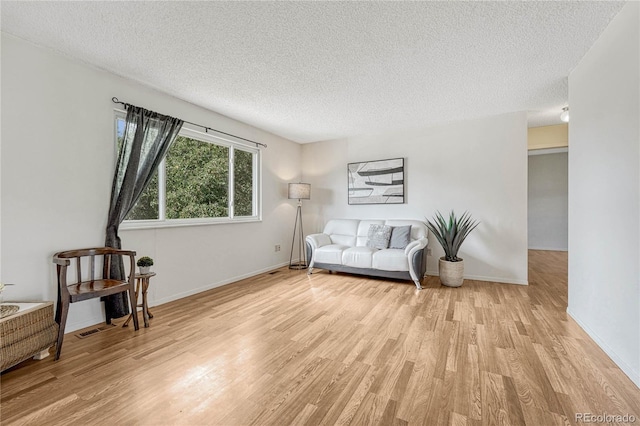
[288,183,311,270]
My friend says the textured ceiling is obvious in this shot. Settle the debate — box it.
[0,1,625,143]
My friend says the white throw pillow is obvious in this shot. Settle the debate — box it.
[366,224,392,249]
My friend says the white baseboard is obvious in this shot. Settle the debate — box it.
[528,246,568,252]
[66,313,107,333]
[567,308,640,388]
[64,261,291,333]
[425,270,528,285]
[150,261,291,307]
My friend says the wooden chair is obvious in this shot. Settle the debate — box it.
[52,247,139,360]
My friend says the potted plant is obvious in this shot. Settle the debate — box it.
[426,211,479,287]
[137,256,154,274]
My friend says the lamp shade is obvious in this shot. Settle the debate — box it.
[560,106,570,123]
[288,183,311,200]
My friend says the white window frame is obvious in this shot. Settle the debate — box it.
[115,110,262,229]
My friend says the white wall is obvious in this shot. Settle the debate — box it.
[302,112,529,285]
[528,151,568,251]
[568,2,639,387]
[1,34,302,331]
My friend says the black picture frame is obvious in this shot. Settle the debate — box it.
[348,158,405,205]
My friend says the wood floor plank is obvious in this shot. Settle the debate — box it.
[1,250,639,425]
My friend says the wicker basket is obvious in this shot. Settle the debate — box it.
[439,257,465,287]
[1,304,58,371]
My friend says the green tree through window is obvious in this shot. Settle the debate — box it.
[234,149,254,216]
[166,136,229,219]
[116,116,259,223]
[126,171,159,220]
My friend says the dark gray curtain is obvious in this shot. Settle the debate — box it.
[104,106,183,321]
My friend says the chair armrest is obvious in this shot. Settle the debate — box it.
[112,249,137,257]
[52,257,71,266]
[103,248,137,258]
[306,233,332,251]
[54,247,137,258]
[404,237,428,256]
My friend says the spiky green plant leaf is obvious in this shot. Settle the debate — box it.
[426,210,479,262]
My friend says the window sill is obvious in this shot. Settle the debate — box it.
[120,216,262,231]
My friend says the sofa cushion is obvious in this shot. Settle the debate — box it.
[342,247,376,268]
[324,219,359,246]
[372,249,409,271]
[389,225,412,249]
[315,244,349,264]
[366,224,392,249]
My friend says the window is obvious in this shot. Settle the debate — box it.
[115,113,261,228]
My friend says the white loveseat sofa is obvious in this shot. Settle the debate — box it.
[305,219,428,289]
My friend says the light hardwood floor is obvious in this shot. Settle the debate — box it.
[1,250,639,425]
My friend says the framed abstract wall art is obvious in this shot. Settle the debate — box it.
[348,158,405,205]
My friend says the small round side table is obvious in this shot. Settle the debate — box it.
[123,272,156,328]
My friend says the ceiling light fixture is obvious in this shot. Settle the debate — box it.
[560,106,570,123]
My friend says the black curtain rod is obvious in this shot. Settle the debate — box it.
[111,97,267,148]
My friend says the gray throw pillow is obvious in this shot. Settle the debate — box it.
[389,225,412,249]
[366,224,392,249]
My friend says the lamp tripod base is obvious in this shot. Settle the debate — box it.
[289,262,307,270]
[289,203,307,270]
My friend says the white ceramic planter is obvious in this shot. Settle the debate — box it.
[139,266,151,274]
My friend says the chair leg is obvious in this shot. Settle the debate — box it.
[55,300,69,360]
[55,288,63,324]
[128,287,139,331]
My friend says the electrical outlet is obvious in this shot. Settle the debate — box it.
[275,245,281,252]
[427,248,432,256]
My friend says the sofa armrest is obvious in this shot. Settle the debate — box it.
[306,233,332,250]
[403,237,428,285]
[404,237,428,255]
[306,233,332,271]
